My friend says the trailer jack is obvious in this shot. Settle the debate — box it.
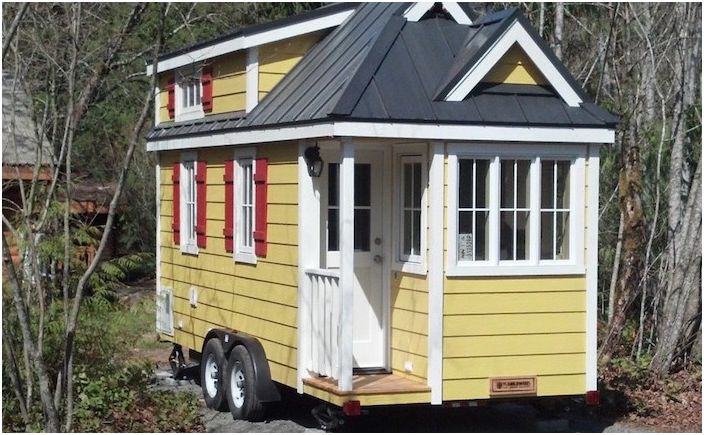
[312,404,345,431]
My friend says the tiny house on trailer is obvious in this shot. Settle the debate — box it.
[147,2,617,423]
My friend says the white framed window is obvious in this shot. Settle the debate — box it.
[235,148,256,264]
[180,151,198,254]
[393,146,427,275]
[447,143,585,276]
[175,66,203,122]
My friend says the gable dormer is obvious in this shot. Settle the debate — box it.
[438,10,585,107]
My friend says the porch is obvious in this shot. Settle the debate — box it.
[303,373,431,407]
[296,139,442,405]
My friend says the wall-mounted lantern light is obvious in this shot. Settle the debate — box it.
[304,145,324,177]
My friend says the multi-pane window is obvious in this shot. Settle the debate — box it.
[457,159,490,262]
[182,160,197,248]
[181,77,201,109]
[237,157,255,257]
[540,160,571,260]
[400,157,423,261]
[450,149,581,274]
[500,159,531,261]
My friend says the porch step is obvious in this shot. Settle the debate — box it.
[304,373,430,396]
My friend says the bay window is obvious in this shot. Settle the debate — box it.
[448,144,584,276]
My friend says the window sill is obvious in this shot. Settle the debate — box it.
[235,252,257,265]
[180,244,199,256]
[392,261,427,276]
[447,263,585,277]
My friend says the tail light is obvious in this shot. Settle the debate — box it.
[342,400,361,416]
[586,390,600,406]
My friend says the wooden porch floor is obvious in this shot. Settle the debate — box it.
[303,373,430,396]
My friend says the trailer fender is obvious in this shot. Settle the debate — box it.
[203,329,281,403]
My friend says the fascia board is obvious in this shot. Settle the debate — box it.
[146,9,354,76]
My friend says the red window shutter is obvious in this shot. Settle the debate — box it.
[201,67,213,113]
[167,75,176,119]
[223,160,235,253]
[195,161,207,248]
[171,162,180,245]
[254,157,268,257]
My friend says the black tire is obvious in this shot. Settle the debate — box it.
[200,338,229,411]
[225,344,265,421]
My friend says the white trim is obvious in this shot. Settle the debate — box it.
[234,147,257,264]
[297,140,320,393]
[446,143,586,276]
[146,9,354,76]
[146,122,615,152]
[404,2,473,25]
[246,47,259,113]
[154,85,160,127]
[179,151,199,255]
[392,144,428,275]
[156,155,170,335]
[338,139,354,392]
[585,144,600,391]
[444,20,583,107]
[427,141,444,405]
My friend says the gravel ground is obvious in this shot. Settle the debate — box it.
[152,368,667,433]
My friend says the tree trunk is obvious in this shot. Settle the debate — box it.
[600,134,645,363]
[608,212,625,323]
[651,3,702,375]
[554,3,564,60]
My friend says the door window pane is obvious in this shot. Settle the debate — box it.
[354,209,370,251]
[354,164,370,207]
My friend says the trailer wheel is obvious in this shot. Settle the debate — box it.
[200,338,228,411]
[225,344,264,421]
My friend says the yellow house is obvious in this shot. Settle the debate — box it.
[146,2,617,425]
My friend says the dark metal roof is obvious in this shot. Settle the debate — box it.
[147,3,618,142]
[155,2,359,63]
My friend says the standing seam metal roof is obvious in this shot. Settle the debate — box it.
[147,3,617,142]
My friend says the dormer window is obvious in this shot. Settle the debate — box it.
[175,66,204,122]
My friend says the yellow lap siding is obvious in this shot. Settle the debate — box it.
[444,291,586,314]
[444,333,586,358]
[258,33,321,99]
[443,353,586,380]
[443,374,585,401]
[391,272,429,382]
[158,145,300,390]
[444,312,586,336]
[442,275,588,401]
[482,44,547,85]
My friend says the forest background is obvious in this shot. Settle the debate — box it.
[1,2,701,432]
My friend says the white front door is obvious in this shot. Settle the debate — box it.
[324,150,386,370]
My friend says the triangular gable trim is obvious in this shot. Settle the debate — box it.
[444,18,583,106]
[404,2,473,25]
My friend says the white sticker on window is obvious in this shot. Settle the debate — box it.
[458,233,473,261]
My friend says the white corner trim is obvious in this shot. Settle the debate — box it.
[585,144,600,391]
[246,47,259,113]
[155,155,164,334]
[404,2,473,25]
[146,9,354,76]
[444,20,583,107]
[146,122,615,152]
[427,142,445,405]
[154,85,160,127]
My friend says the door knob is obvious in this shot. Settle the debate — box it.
[374,237,382,246]
[373,255,383,264]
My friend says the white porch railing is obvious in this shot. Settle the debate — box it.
[304,268,341,381]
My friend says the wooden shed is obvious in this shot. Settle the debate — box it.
[146,2,617,422]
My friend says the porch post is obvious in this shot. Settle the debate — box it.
[338,138,354,391]
[297,140,320,393]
